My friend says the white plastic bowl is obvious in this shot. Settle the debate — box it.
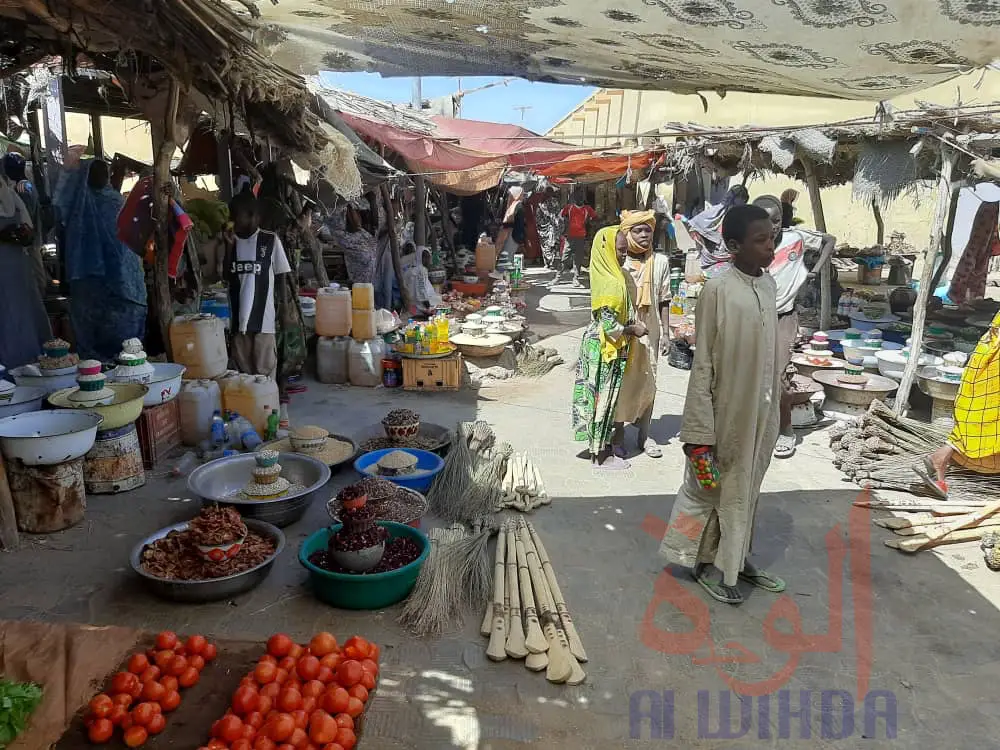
[0,409,103,465]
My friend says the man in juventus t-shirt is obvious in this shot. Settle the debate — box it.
[225,190,291,380]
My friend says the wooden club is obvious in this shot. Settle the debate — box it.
[515,534,547,654]
[486,522,508,661]
[505,521,528,658]
[518,522,573,683]
[527,521,587,662]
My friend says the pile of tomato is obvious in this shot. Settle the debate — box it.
[84,630,217,746]
[199,631,378,750]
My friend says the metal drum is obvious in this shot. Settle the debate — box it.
[7,456,86,532]
[84,423,145,494]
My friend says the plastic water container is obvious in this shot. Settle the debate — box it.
[475,237,497,276]
[316,336,350,384]
[316,286,352,337]
[169,314,228,378]
[352,282,375,311]
[349,338,387,387]
[352,308,378,341]
[178,379,222,446]
[222,374,279,434]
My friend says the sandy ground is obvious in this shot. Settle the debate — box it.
[2,268,999,749]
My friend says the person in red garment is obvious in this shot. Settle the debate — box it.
[561,192,597,286]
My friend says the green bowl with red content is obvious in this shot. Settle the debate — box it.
[304,482,429,609]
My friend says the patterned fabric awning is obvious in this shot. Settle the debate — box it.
[243,0,1000,99]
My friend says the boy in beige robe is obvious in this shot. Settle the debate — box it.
[658,204,785,605]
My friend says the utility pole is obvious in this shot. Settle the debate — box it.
[411,77,422,110]
[513,105,532,123]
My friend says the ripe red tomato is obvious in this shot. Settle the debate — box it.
[167,655,188,677]
[267,634,294,658]
[255,661,278,685]
[333,727,356,750]
[179,666,201,688]
[277,656,297,672]
[218,714,245,743]
[358,671,375,691]
[201,643,218,662]
[319,687,349,715]
[160,689,182,712]
[189,654,206,672]
[147,713,166,735]
[301,696,317,715]
[131,702,157,727]
[288,644,304,660]
[347,685,367,704]
[359,659,378,677]
[111,693,133,709]
[160,675,179,693]
[155,631,178,650]
[232,740,253,750]
[109,704,131,727]
[89,694,114,719]
[232,685,260,715]
[308,710,337,744]
[278,688,303,712]
[274,668,290,686]
[335,661,362,688]
[318,654,341,671]
[296,656,320,682]
[267,713,296,742]
[341,637,370,661]
[128,653,150,675]
[154,650,175,670]
[112,672,139,695]
[308,633,338,657]
[256,694,274,716]
[87,717,114,744]
[139,666,161,684]
[245,710,265,729]
[316,667,334,685]
[344,697,363,719]
[254,737,278,750]
[123,725,149,747]
[141,680,166,703]
[333,713,353,730]
[186,634,207,655]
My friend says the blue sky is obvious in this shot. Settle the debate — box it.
[319,72,594,134]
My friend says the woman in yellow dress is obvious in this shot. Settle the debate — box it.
[927,310,1000,484]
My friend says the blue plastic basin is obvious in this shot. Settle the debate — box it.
[353,448,444,493]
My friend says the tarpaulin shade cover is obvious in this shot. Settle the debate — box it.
[428,116,588,169]
[246,0,1000,99]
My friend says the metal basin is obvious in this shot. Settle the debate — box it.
[0,386,47,418]
[48,383,147,430]
[813,370,898,407]
[187,452,331,527]
[130,518,285,603]
[0,409,103,465]
[142,363,187,406]
[10,365,78,394]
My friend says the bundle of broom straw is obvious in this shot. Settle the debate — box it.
[482,518,586,685]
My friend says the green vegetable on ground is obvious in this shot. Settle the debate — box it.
[0,678,44,749]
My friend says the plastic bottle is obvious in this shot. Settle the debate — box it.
[170,451,199,477]
[235,413,263,451]
[266,409,280,441]
[436,314,449,345]
[210,410,226,450]
[179,379,221,446]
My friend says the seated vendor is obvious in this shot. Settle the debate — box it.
[401,245,442,318]
[925,310,1000,488]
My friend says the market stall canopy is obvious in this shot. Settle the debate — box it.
[311,80,609,193]
[240,0,1000,99]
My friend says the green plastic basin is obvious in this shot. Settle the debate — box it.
[299,521,429,610]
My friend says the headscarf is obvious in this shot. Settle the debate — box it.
[590,226,630,363]
[619,210,657,309]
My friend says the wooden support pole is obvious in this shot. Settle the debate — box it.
[90,114,104,161]
[414,176,427,246]
[801,156,830,329]
[380,183,413,314]
[0,455,19,551]
[429,187,456,274]
[871,198,884,247]
[151,78,179,359]
[894,146,959,416]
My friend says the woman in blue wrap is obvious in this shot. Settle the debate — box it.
[56,159,147,362]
